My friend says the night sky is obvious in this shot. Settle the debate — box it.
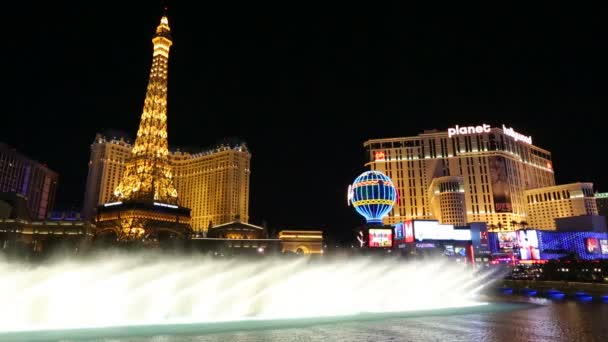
[2,2,606,242]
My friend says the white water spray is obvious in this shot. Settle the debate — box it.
[0,253,490,332]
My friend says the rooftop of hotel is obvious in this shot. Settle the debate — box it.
[93,132,249,156]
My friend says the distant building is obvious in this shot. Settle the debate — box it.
[596,192,608,218]
[200,222,324,256]
[172,144,250,232]
[82,133,132,220]
[207,218,267,239]
[0,193,94,255]
[525,183,598,230]
[364,124,555,231]
[82,133,251,233]
[0,142,58,219]
[278,230,324,255]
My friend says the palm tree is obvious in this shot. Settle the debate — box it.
[520,221,529,230]
[510,220,520,230]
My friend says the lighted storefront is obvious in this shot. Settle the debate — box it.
[393,220,491,266]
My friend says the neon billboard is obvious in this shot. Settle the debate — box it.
[413,221,471,241]
[517,230,540,260]
[586,238,600,254]
[369,229,393,248]
[447,124,491,138]
[374,151,385,161]
[446,123,532,145]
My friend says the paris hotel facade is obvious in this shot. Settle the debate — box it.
[365,123,599,231]
[82,133,250,233]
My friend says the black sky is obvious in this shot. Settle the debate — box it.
[2,2,606,242]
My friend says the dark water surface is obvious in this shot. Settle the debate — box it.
[3,298,607,342]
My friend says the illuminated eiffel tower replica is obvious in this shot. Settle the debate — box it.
[96,6,192,246]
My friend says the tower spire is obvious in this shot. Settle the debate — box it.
[112,11,178,204]
[161,0,169,15]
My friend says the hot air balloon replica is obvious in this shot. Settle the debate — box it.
[348,170,398,248]
[348,170,397,224]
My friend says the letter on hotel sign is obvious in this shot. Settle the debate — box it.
[374,151,385,161]
[502,124,532,144]
[447,124,491,138]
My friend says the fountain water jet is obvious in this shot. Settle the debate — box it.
[0,252,493,333]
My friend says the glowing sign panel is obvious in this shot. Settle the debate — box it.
[413,221,471,241]
[447,124,491,138]
[517,230,540,260]
[586,238,600,254]
[394,222,404,241]
[454,247,467,257]
[369,229,392,248]
[497,232,517,250]
[502,124,532,144]
[404,220,414,243]
[446,123,533,145]
[394,221,415,243]
[374,151,385,161]
[601,240,608,255]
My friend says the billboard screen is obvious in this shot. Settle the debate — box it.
[586,238,600,254]
[601,240,608,255]
[444,245,455,256]
[517,230,540,260]
[489,156,512,213]
[369,229,392,248]
[454,246,467,257]
[413,221,471,241]
[394,222,404,242]
[498,232,517,250]
[394,221,415,243]
[404,220,414,242]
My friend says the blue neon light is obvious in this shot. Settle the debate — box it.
[348,171,397,224]
[488,230,608,260]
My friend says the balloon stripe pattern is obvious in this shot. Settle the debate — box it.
[348,171,397,224]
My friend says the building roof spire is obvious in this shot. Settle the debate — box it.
[155,2,172,42]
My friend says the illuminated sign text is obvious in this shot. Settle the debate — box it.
[374,151,385,161]
[447,124,491,138]
[502,125,532,144]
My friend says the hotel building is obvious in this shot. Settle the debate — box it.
[525,183,598,230]
[82,134,132,220]
[0,142,58,219]
[172,144,251,231]
[596,192,608,218]
[83,133,250,233]
[364,124,555,231]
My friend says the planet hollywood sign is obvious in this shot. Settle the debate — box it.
[447,124,491,138]
[447,124,532,144]
[501,125,533,144]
